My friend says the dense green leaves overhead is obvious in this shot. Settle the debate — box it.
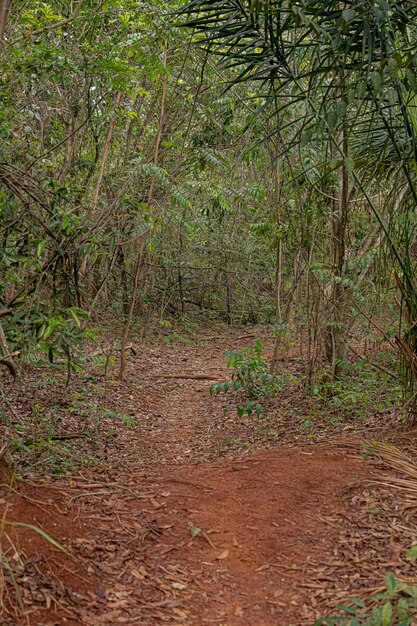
[179,1,417,83]
[178,0,417,155]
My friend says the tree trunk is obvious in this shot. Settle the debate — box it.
[0,320,16,377]
[324,129,349,380]
[270,238,282,371]
[0,0,9,40]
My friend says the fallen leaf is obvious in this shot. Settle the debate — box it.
[172,582,187,590]
[131,568,146,581]
[217,549,230,560]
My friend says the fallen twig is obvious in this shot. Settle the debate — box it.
[156,373,225,380]
[199,333,255,341]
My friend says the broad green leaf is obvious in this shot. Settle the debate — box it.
[381,602,393,626]
[386,572,396,594]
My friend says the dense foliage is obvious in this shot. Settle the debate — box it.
[0,0,417,389]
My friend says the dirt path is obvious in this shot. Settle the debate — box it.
[2,333,413,625]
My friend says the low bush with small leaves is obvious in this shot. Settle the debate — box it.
[210,340,281,432]
[315,573,417,626]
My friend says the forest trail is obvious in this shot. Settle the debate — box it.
[2,332,407,625]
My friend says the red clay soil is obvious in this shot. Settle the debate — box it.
[0,332,415,625]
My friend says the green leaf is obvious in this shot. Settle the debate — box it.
[36,240,46,257]
[371,606,382,622]
[342,8,356,22]
[397,597,412,620]
[255,403,263,416]
[405,545,417,561]
[381,602,393,626]
[325,110,338,129]
[397,581,417,599]
[386,572,396,594]
[301,129,314,147]
[43,323,55,340]
[69,309,81,327]
[0,411,8,425]
[246,401,255,415]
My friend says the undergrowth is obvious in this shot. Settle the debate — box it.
[316,573,417,625]
[210,340,285,437]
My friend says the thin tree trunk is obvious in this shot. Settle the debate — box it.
[118,230,148,379]
[270,238,282,371]
[325,127,349,380]
[118,42,167,380]
[0,319,16,377]
[0,0,9,40]
[89,91,122,221]
[178,218,185,314]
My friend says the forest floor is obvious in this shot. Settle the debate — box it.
[1,327,417,625]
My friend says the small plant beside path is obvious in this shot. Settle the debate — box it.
[210,340,283,436]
